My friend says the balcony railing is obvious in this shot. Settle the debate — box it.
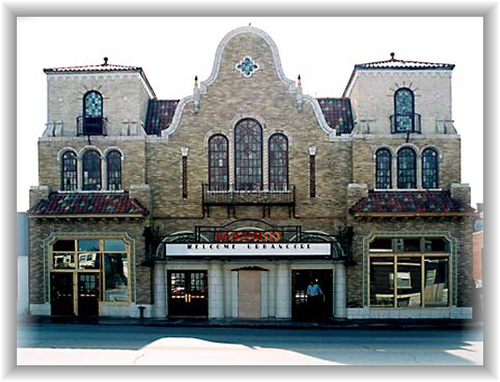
[77,116,108,136]
[202,183,296,217]
[390,113,421,134]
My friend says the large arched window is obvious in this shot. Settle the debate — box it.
[375,148,392,189]
[82,150,102,190]
[234,119,263,191]
[394,88,415,133]
[81,91,104,135]
[61,151,77,191]
[208,134,229,191]
[269,133,289,191]
[422,148,439,189]
[106,151,122,191]
[397,147,416,189]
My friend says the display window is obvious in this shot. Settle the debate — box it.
[50,238,130,305]
[369,237,450,308]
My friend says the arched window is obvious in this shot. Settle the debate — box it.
[84,91,103,118]
[375,148,392,189]
[61,151,77,191]
[397,148,416,189]
[81,91,104,135]
[106,151,122,190]
[394,88,415,133]
[208,134,229,191]
[422,148,439,189]
[82,150,102,190]
[269,133,289,191]
[234,119,263,191]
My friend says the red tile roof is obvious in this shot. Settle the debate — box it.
[44,62,142,74]
[145,99,180,136]
[349,191,476,216]
[28,193,148,217]
[317,98,354,135]
[355,53,454,70]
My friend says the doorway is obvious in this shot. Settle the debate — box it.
[292,270,333,319]
[77,273,100,317]
[168,271,208,317]
[50,273,74,316]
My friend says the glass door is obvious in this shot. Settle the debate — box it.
[77,273,100,316]
[168,271,208,317]
[50,273,74,316]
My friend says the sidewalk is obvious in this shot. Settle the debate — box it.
[18,315,483,331]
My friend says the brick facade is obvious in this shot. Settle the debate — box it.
[27,26,475,320]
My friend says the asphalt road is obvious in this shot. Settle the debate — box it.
[17,323,483,365]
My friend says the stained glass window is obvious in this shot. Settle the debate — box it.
[397,148,416,189]
[107,151,122,191]
[422,148,439,189]
[235,57,259,78]
[269,134,289,191]
[234,119,263,191]
[82,150,102,191]
[375,149,391,189]
[208,134,229,191]
[394,88,414,132]
[84,91,103,118]
[61,151,77,191]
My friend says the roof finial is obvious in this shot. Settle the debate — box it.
[390,52,395,61]
[194,75,198,87]
[103,57,108,65]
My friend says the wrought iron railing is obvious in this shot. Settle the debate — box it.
[390,113,421,134]
[202,184,296,206]
[77,116,108,136]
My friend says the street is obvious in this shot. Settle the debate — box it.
[17,323,483,365]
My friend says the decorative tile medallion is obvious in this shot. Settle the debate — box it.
[236,57,259,78]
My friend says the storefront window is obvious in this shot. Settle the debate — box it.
[51,238,130,303]
[424,257,449,307]
[369,236,450,308]
[52,253,75,269]
[370,257,394,307]
[396,257,422,307]
[104,253,128,302]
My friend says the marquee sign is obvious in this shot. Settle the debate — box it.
[164,242,332,257]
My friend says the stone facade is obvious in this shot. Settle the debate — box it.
[27,26,476,321]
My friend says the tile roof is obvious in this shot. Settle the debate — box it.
[44,57,142,74]
[355,53,455,70]
[27,193,148,217]
[349,191,476,216]
[145,99,180,136]
[317,98,354,135]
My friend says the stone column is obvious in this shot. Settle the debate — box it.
[231,271,239,318]
[153,263,166,318]
[260,271,269,318]
[268,265,276,317]
[223,267,232,318]
[334,262,347,318]
[208,262,224,318]
[275,262,291,319]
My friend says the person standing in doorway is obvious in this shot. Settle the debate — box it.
[307,279,323,317]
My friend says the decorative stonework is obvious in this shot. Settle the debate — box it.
[235,56,259,78]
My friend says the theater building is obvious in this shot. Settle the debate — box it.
[27,26,476,320]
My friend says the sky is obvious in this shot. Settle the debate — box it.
[16,17,483,210]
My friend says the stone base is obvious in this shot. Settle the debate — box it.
[347,307,473,319]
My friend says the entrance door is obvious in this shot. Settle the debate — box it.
[50,273,74,316]
[77,273,100,317]
[292,270,333,319]
[238,271,261,319]
[168,271,208,317]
